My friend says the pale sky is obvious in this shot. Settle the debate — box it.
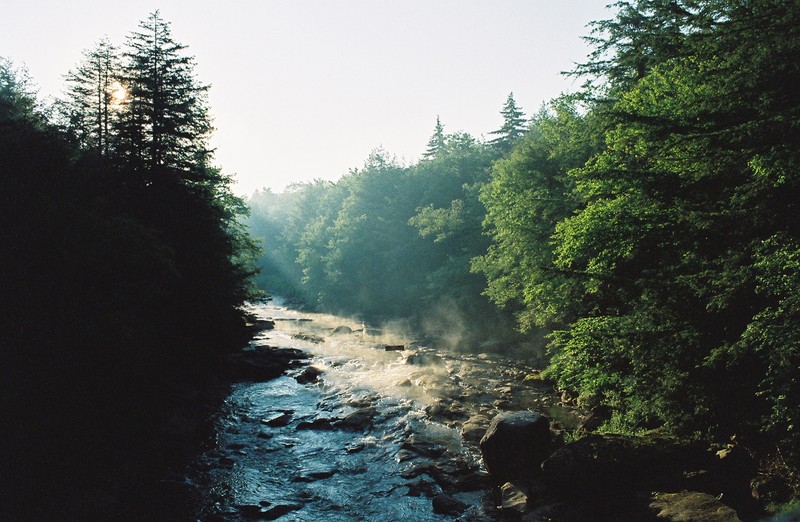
[2,1,612,196]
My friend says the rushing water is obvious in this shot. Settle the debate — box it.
[193,299,579,521]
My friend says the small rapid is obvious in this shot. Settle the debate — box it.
[194,299,578,521]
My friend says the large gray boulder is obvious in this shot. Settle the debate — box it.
[479,411,551,483]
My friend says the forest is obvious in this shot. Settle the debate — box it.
[1,11,257,519]
[2,0,800,519]
[245,0,800,508]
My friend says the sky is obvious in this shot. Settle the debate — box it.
[1,1,613,196]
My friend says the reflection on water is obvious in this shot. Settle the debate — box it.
[194,299,575,520]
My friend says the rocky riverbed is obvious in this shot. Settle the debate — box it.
[187,300,768,521]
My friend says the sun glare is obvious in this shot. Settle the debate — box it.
[109,81,128,107]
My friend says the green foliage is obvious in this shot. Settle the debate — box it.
[474,98,601,330]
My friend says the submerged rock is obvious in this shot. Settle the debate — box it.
[479,411,551,483]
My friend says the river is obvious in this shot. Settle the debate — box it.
[192,299,578,521]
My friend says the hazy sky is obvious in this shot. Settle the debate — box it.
[2,1,612,196]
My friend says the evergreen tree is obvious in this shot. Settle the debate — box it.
[116,10,212,179]
[0,57,38,121]
[489,92,527,153]
[422,115,445,159]
[61,37,121,156]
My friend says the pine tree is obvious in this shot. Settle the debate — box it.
[489,92,526,153]
[422,115,446,159]
[62,37,121,156]
[116,11,212,179]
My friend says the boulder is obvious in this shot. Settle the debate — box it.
[499,482,528,514]
[334,407,377,431]
[541,433,707,495]
[331,325,352,335]
[294,366,323,384]
[262,412,292,427]
[432,493,468,516]
[650,491,741,521]
[406,351,445,366]
[228,346,308,381]
[461,414,490,443]
[479,411,551,483]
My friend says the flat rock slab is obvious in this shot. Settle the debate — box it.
[650,491,742,521]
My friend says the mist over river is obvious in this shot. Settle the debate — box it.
[192,299,577,521]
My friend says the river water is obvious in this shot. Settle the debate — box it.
[193,299,578,521]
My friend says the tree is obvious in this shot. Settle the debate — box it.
[541,0,800,459]
[116,10,212,179]
[61,37,122,156]
[422,115,446,159]
[0,57,38,121]
[474,97,600,332]
[489,92,527,153]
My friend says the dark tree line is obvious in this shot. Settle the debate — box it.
[247,0,800,506]
[1,12,256,520]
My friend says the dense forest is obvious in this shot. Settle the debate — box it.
[1,12,256,519]
[245,0,800,505]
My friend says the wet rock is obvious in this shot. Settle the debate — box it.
[432,493,468,516]
[334,407,377,431]
[238,504,265,517]
[296,418,336,431]
[294,366,323,384]
[452,471,492,493]
[425,399,468,421]
[401,435,447,459]
[500,482,528,514]
[291,333,324,343]
[461,414,490,443]
[649,491,741,521]
[218,456,236,468]
[228,346,308,381]
[541,433,707,495]
[292,469,337,482]
[260,503,303,520]
[256,430,273,439]
[479,411,551,483]
[395,449,416,462]
[331,325,353,335]
[407,477,438,497]
[406,351,445,366]
[263,412,292,427]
